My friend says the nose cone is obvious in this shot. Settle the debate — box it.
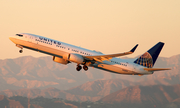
[9,36,14,42]
[9,36,16,44]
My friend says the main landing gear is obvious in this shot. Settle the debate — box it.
[76,65,82,71]
[76,64,88,71]
[83,65,88,71]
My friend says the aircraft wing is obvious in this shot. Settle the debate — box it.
[144,68,171,71]
[84,44,138,62]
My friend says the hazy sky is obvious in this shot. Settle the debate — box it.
[0,0,180,59]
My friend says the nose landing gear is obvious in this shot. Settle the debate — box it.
[16,44,23,53]
[19,49,23,53]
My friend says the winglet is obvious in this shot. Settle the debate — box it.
[130,44,138,53]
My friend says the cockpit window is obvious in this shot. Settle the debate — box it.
[16,34,23,37]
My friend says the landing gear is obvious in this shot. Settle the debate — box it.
[76,64,89,71]
[19,49,23,53]
[16,45,23,53]
[83,65,88,71]
[76,65,82,71]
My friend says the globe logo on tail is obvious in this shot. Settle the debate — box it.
[134,52,153,68]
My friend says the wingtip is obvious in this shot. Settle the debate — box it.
[130,44,138,53]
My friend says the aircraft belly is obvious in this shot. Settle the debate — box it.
[96,64,133,74]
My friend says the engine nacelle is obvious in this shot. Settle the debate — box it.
[63,53,84,64]
[53,56,69,65]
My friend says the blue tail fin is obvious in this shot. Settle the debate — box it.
[134,42,164,68]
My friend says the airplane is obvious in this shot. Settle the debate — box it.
[9,33,170,76]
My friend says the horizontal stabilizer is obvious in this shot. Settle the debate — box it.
[144,68,171,71]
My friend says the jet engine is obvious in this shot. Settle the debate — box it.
[53,56,69,65]
[63,53,84,64]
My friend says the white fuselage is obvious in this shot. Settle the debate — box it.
[9,33,152,75]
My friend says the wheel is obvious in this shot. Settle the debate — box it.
[83,65,88,71]
[19,50,23,53]
[76,65,82,71]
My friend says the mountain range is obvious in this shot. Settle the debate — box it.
[0,95,78,108]
[0,56,122,90]
[101,84,180,104]
[0,55,180,102]
[1,84,180,108]
[0,79,134,102]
